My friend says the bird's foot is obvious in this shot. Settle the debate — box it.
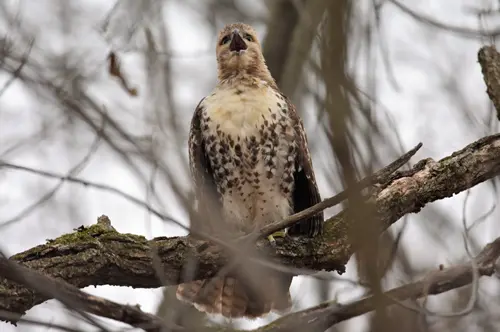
[267,230,287,247]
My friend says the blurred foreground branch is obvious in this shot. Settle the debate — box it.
[1,134,500,328]
[257,236,500,332]
[0,249,170,331]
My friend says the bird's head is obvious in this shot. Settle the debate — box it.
[216,23,274,84]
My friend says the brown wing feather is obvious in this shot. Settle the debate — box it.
[188,99,223,236]
[282,96,323,237]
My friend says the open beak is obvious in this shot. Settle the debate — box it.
[229,29,247,53]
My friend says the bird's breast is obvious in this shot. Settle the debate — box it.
[202,86,283,137]
[200,86,298,226]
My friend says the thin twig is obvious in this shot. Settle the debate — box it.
[260,237,500,332]
[257,142,422,238]
[0,127,102,228]
[389,1,500,39]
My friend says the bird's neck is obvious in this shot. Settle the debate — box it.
[217,66,277,90]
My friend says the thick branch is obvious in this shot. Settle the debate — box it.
[478,45,500,120]
[0,253,169,331]
[1,134,500,321]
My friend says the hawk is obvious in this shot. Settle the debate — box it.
[176,23,323,319]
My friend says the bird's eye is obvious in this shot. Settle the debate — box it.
[220,35,231,45]
[244,34,254,42]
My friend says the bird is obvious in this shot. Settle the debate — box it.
[176,22,323,319]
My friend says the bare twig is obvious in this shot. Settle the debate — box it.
[0,251,176,331]
[257,142,422,238]
[389,1,500,39]
[0,127,102,228]
[0,38,33,97]
[0,161,187,231]
[257,237,500,332]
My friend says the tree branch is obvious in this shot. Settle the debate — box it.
[257,142,423,238]
[4,226,499,332]
[262,0,300,87]
[0,251,171,331]
[478,45,500,121]
[1,134,500,325]
[256,236,500,332]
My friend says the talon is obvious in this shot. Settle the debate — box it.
[267,234,277,247]
[267,230,287,247]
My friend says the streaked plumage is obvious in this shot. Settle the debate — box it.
[177,22,323,319]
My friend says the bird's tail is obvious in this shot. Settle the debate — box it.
[176,276,292,318]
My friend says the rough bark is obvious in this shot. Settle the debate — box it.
[0,252,170,331]
[4,236,500,332]
[1,134,500,322]
[479,45,500,121]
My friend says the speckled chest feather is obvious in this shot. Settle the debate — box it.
[199,82,297,230]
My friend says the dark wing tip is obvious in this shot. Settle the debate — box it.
[287,216,323,238]
[282,95,323,238]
